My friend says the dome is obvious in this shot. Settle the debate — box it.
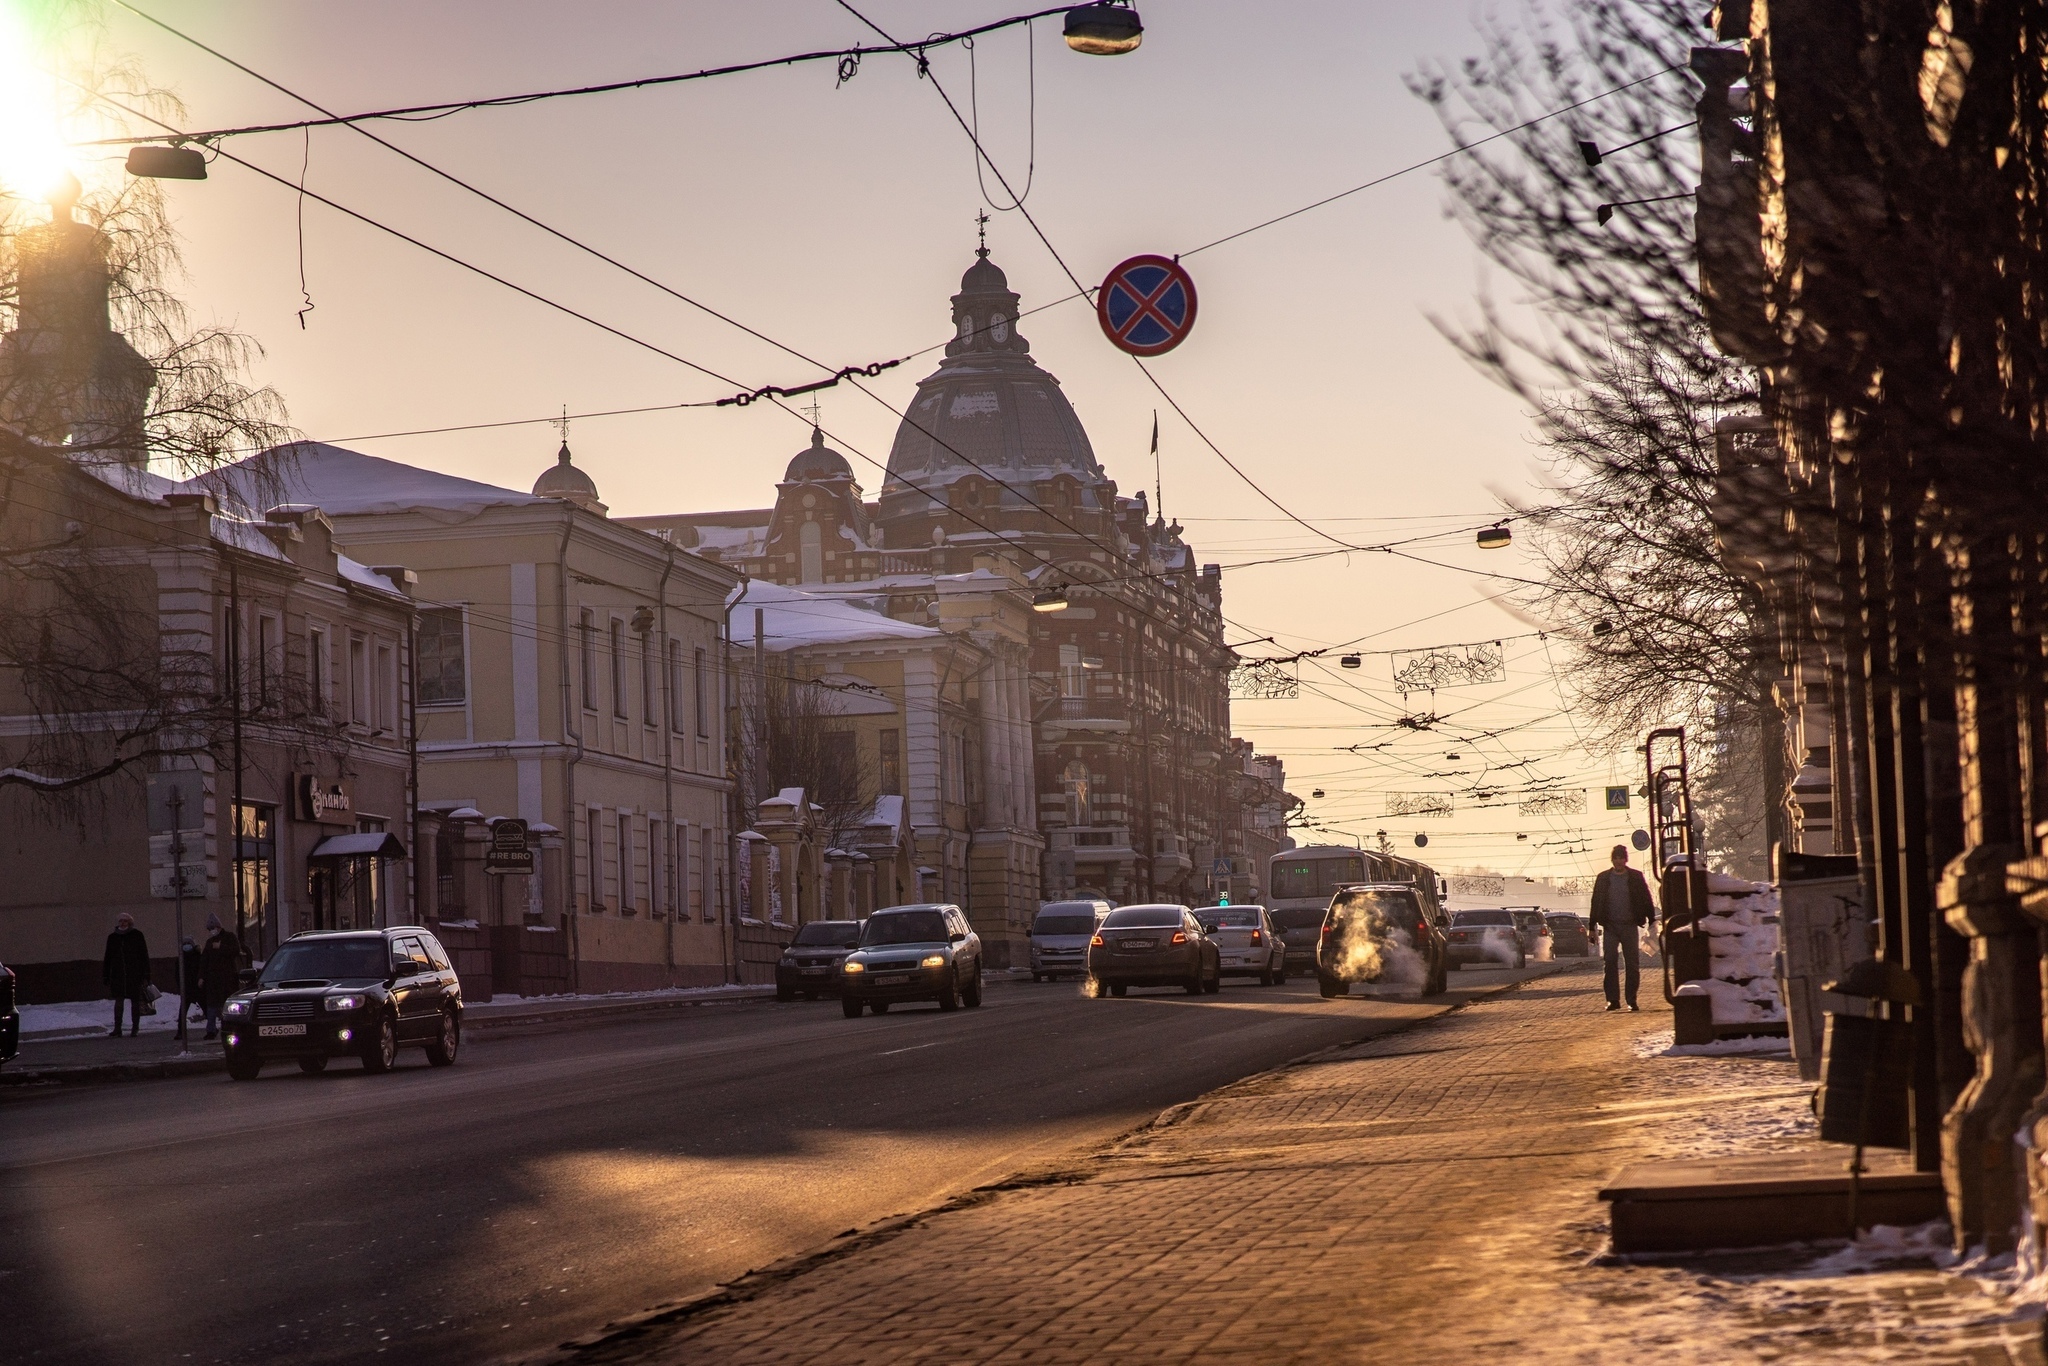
[959,251,1009,295]
[532,441,605,513]
[784,427,854,483]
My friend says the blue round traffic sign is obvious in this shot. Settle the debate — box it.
[1097,254,1197,356]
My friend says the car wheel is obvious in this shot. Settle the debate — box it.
[1317,974,1342,999]
[776,984,796,1003]
[937,972,961,1011]
[426,1010,460,1067]
[963,968,984,1008]
[842,996,865,1019]
[226,1054,262,1082]
[361,1014,399,1074]
[1259,967,1275,986]
[297,1056,329,1075]
[1275,961,1289,985]
[1516,951,1527,970]
[872,1003,890,1014]
[1109,982,1128,998]
[1185,962,1204,995]
[1032,972,1043,982]
[1204,962,1223,994]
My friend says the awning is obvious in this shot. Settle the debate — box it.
[307,831,409,860]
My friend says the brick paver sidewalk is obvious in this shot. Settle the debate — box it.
[547,965,2045,1366]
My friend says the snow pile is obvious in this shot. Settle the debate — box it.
[1682,876,1787,1025]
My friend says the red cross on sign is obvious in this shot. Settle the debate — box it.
[1097,254,1198,356]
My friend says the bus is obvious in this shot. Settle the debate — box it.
[1267,845,1446,970]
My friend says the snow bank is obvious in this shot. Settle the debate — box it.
[21,995,199,1038]
[1679,875,1787,1025]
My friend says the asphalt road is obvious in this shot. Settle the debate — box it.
[1,965,1554,1366]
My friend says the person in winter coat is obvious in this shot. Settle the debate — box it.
[103,913,152,1037]
[197,914,242,1041]
[1588,845,1658,1012]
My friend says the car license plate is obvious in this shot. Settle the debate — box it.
[874,973,910,985]
[258,1023,306,1037]
[1120,939,1154,949]
[800,967,827,975]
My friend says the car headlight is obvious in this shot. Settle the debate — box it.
[223,1000,250,1017]
[843,961,865,974]
[920,954,947,969]
[324,994,362,1012]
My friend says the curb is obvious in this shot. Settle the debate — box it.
[512,962,1572,1365]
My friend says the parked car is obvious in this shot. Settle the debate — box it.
[1507,908,1550,959]
[1030,899,1112,981]
[1315,884,1448,998]
[0,961,17,1067]
[1194,905,1287,985]
[222,928,462,1080]
[1444,910,1525,970]
[777,919,863,1000]
[1086,904,1221,997]
[840,904,983,1017]
[1271,906,1329,976]
[1546,912,1593,957]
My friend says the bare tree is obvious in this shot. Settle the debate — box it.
[737,663,878,844]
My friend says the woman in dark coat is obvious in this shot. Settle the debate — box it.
[197,915,242,1040]
[103,913,152,1038]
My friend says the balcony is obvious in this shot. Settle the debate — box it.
[1045,697,1131,735]
[1049,825,1137,863]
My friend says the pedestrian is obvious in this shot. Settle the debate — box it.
[197,914,242,1041]
[103,913,152,1038]
[1588,845,1657,1012]
[180,937,204,1024]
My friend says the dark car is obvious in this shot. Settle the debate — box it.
[221,928,461,1079]
[1315,884,1448,998]
[1546,912,1592,957]
[1271,906,1329,975]
[1086,904,1221,997]
[1445,909,1524,970]
[0,961,17,1067]
[839,904,983,1017]
[1194,905,1287,984]
[1508,908,1550,959]
[777,919,863,1000]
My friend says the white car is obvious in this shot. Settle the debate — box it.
[1194,905,1288,985]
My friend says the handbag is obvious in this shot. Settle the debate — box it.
[141,982,162,1014]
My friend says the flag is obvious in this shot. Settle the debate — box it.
[1150,411,1159,454]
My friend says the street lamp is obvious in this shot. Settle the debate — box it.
[1339,653,1361,669]
[125,144,207,180]
[1476,524,1512,550]
[1032,586,1070,612]
[1063,2,1143,55]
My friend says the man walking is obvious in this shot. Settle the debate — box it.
[1589,845,1656,1012]
[197,914,242,1041]
[103,913,152,1038]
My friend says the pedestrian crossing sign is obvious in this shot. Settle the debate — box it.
[1605,786,1630,811]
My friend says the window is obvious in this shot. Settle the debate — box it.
[641,629,657,727]
[586,809,604,910]
[651,820,666,914]
[667,640,685,733]
[417,608,466,704]
[610,620,627,719]
[878,729,901,797]
[307,628,328,716]
[618,813,635,912]
[349,636,369,725]
[257,613,280,709]
[700,826,715,923]
[1270,856,1369,901]
[799,521,824,583]
[1063,761,1092,827]
[1059,643,1086,699]
[375,643,395,731]
[579,608,597,711]
[694,647,708,736]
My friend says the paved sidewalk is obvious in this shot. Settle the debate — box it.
[543,964,2045,1366]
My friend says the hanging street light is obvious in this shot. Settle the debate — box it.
[1032,586,1070,612]
[1476,524,1512,550]
[125,145,207,180]
[1310,788,1325,799]
[1591,619,1615,636]
[1339,653,1362,669]
[1063,2,1144,55]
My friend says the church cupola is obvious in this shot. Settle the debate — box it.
[947,244,1028,359]
[532,438,607,515]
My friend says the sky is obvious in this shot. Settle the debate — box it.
[21,0,1659,883]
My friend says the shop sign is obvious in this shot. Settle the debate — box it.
[485,818,534,875]
[296,774,355,825]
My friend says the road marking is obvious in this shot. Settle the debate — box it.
[879,1040,944,1057]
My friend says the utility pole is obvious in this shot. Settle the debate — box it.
[170,783,190,1055]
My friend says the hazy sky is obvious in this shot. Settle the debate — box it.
[53,0,1651,880]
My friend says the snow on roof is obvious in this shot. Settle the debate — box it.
[863,794,906,832]
[198,443,543,520]
[70,453,182,505]
[729,578,941,649]
[338,556,401,595]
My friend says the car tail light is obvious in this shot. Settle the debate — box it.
[1090,934,1104,946]
[1320,923,1334,935]
[1249,929,1262,944]
[1171,931,1187,944]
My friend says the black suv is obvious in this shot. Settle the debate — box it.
[839,905,983,1016]
[222,928,462,1079]
[1315,884,1449,998]
[777,920,862,1000]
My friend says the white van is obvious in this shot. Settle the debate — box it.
[1030,900,1114,980]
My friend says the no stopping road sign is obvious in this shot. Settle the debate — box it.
[1097,254,1197,356]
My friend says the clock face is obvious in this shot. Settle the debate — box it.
[957,314,973,340]
[991,313,1009,343]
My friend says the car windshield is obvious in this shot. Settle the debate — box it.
[1271,856,1369,900]
[862,911,950,946]
[1196,908,1261,930]
[1329,890,1420,923]
[1452,910,1514,928]
[794,922,860,947]
[1102,907,1183,929]
[259,938,388,983]
[1546,915,1582,930]
[1033,914,1097,936]
[1270,907,1327,931]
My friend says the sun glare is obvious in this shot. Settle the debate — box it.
[0,0,71,203]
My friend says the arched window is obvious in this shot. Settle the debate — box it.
[800,521,824,583]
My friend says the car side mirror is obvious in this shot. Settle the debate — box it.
[949,932,966,943]
[237,967,259,987]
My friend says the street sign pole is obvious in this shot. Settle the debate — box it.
[170,785,189,1056]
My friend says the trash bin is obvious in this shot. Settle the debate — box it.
[1817,959,1920,1151]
